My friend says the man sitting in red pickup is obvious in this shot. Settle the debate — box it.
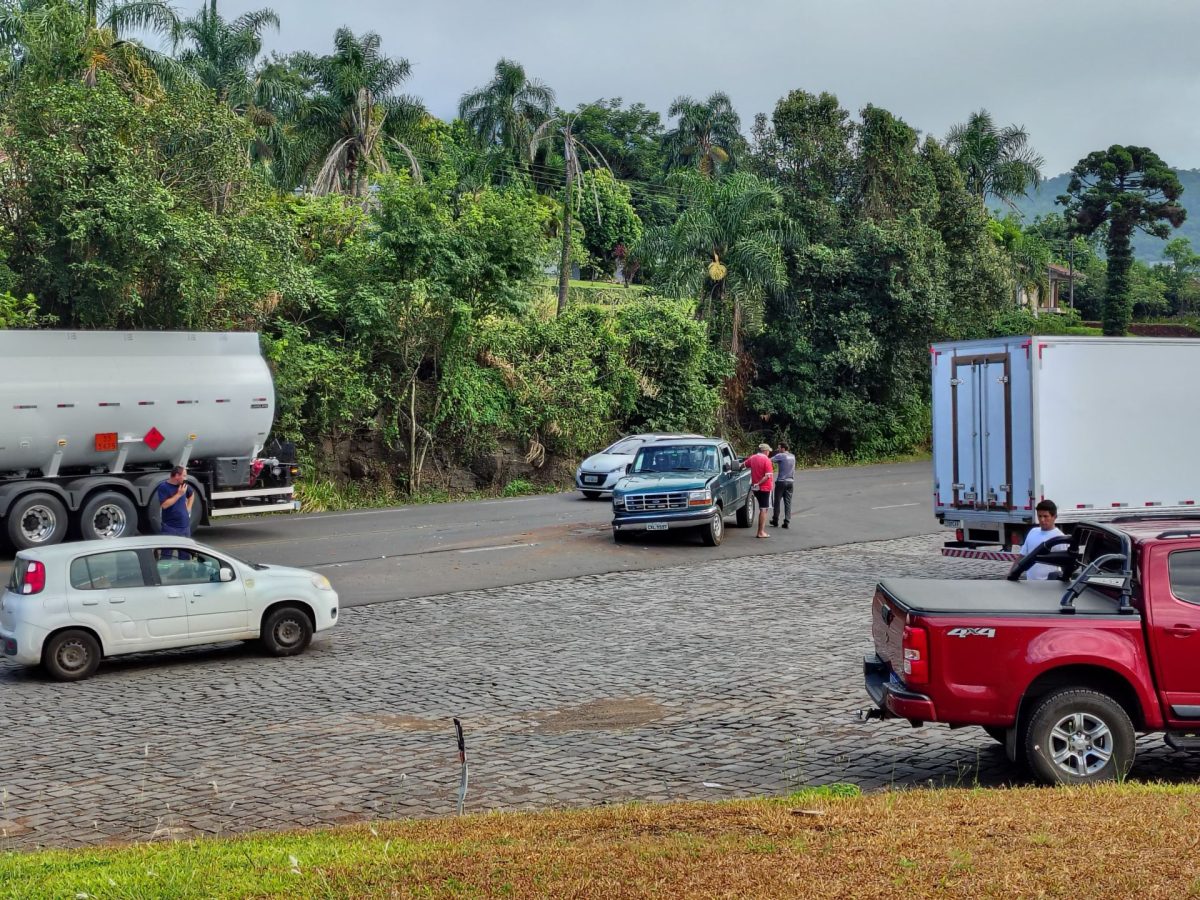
[1016,499,1066,580]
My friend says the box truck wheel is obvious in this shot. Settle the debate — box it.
[6,493,68,550]
[79,492,138,541]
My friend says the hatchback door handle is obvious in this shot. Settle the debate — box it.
[166,591,183,599]
[1169,624,1196,637]
[108,596,125,604]
[192,590,204,597]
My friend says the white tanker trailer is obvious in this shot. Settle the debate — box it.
[0,330,299,550]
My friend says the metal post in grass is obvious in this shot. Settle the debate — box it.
[453,718,469,815]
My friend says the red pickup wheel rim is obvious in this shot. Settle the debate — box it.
[1048,711,1113,777]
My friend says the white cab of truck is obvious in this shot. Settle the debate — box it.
[932,335,1200,549]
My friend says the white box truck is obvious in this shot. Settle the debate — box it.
[0,330,299,550]
[932,335,1200,550]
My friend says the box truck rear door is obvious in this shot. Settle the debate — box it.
[952,354,1012,510]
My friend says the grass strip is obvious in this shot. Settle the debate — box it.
[4,783,1200,898]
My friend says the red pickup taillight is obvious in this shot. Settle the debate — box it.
[902,625,929,684]
[21,560,46,595]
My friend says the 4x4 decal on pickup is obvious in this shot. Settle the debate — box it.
[947,627,996,638]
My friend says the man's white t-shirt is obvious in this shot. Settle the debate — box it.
[1019,526,1067,580]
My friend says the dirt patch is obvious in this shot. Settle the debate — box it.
[265,714,449,736]
[366,714,447,732]
[532,697,667,733]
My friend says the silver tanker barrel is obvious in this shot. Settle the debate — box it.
[0,331,275,473]
[0,331,297,550]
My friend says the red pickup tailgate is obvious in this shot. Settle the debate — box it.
[871,584,908,675]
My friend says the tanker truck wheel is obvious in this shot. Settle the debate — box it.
[79,492,138,541]
[140,485,203,536]
[6,493,69,550]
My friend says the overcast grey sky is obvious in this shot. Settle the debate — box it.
[210,0,1200,176]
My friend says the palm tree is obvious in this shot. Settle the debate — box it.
[175,2,303,174]
[663,92,741,176]
[638,171,789,356]
[457,58,555,168]
[176,1,278,109]
[946,109,1044,210]
[0,0,181,96]
[292,27,425,197]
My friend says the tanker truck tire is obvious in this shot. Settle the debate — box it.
[6,493,69,550]
[140,491,203,537]
[79,492,139,541]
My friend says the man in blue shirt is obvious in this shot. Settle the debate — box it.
[156,465,195,536]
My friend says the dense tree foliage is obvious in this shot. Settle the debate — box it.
[0,3,1188,493]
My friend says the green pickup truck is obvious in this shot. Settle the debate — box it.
[610,438,755,546]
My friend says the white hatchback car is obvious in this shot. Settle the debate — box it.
[0,537,338,681]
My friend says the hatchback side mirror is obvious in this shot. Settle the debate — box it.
[219,568,235,583]
[625,463,632,474]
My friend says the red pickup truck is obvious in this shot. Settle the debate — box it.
[864,517,1200,784]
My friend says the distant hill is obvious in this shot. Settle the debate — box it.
[1002,168,1200,262]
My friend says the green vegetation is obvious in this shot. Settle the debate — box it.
[5,783,1200,897]
[0,1,1192,496]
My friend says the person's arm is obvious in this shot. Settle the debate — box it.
[161,484,186,510]
[185,488,195,514]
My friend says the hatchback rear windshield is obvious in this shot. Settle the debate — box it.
[6,559,27,593]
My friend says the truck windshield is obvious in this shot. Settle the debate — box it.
[631,445,719,475]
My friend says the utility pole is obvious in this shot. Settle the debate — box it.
[1068,242,1075,309]
[556,121,575,317]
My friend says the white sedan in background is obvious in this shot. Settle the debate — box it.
[1,536,338,681]
[575,433,706,498]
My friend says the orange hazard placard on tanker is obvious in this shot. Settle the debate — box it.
[95,432,118,452]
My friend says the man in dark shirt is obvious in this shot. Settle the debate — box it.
[156,465,195,537]
[770,442,796,529]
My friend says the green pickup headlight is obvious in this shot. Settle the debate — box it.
[687,490,712,507]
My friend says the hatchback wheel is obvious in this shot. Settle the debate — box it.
[43,630,102,682]
[260,605,314,657]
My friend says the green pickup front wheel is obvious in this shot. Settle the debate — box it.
[736,492,756,528]
[699,510,724,546]
[1024,688,1135,785]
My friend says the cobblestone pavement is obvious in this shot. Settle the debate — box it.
[3,534,1199,849]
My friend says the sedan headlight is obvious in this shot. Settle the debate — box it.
[311,574,333,591]
[687,490,713,507]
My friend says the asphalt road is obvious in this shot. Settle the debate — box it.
[1,461,934,606]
